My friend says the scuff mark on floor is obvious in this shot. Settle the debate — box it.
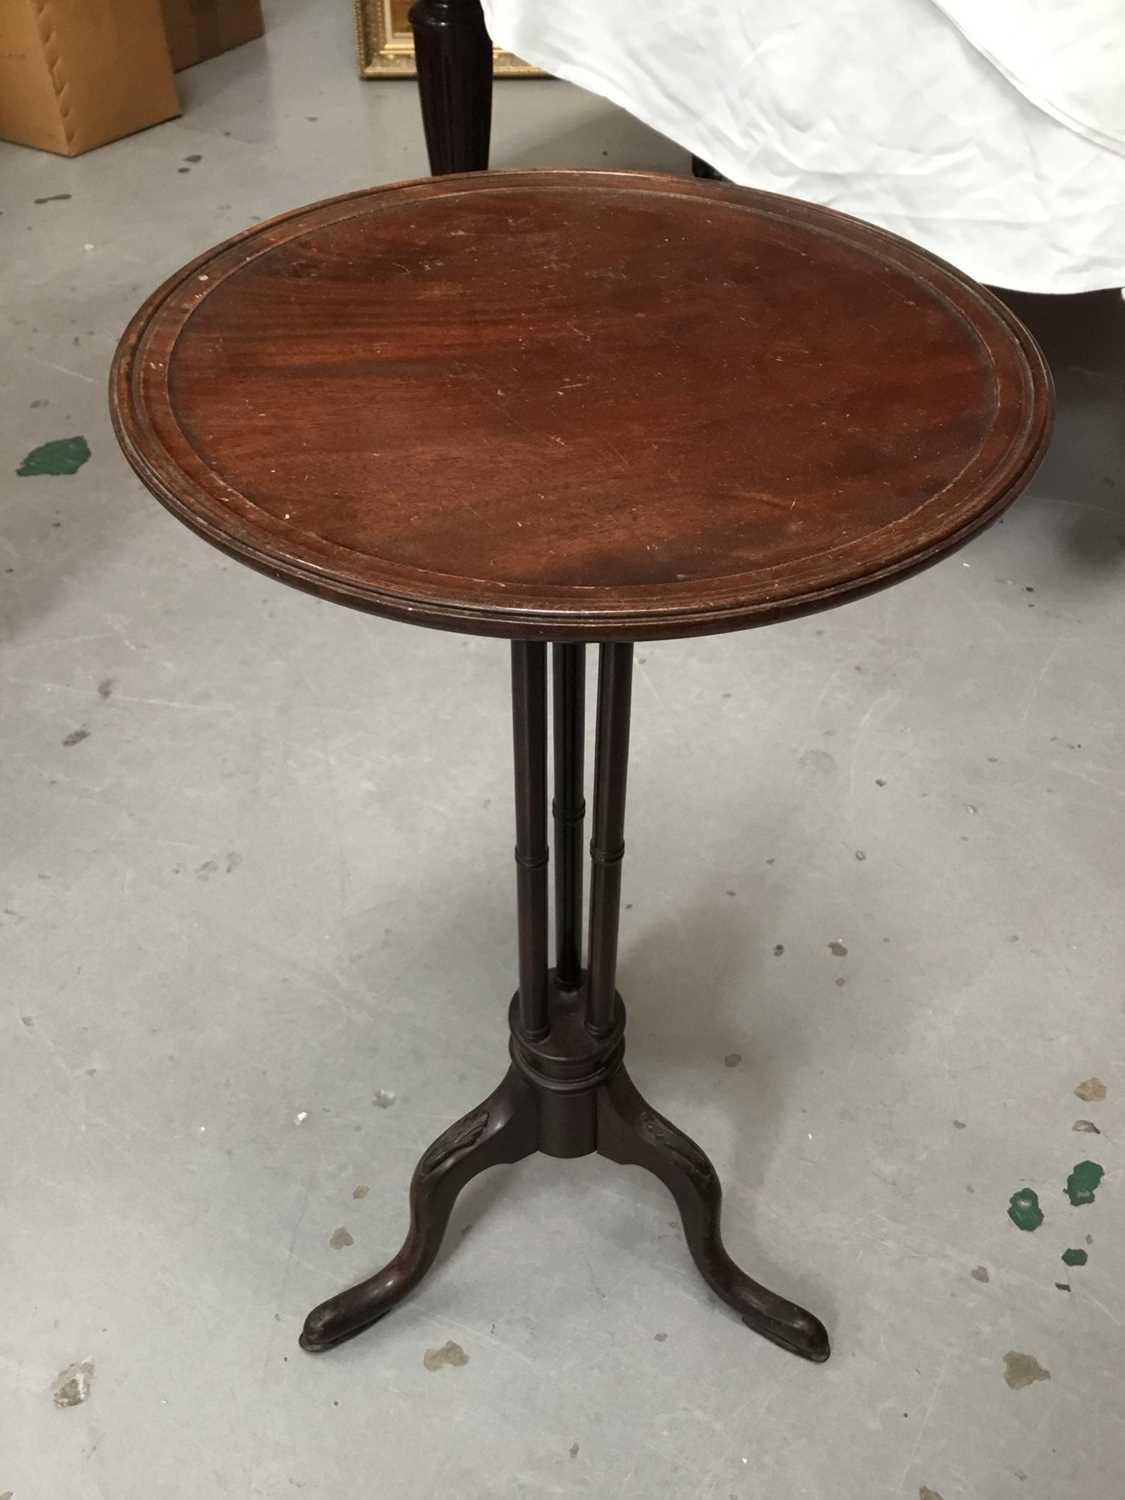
[971,1265,990,1283]
[1072,1119,1101,1134]
[423,1340,467,1371]
[53,1359,94,1407]
[329,1226,354,1249]
[1003,1352,1050,1390]
[352,1184,369,1199]
[1074,1077,1106,1102]
[799,748,836,774]
[373,1089,396,1108]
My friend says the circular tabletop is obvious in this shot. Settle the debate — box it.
[111,171,1051,642]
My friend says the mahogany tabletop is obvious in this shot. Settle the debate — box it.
[111,170,1051,642]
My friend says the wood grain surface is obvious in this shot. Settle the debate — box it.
[111,170,1052,641]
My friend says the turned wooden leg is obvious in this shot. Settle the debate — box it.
[512,641,550,1040]
[409,0,493,174]
[552,643,586,990]
[301,1066,538,1352]
[585,644,633,1036]
[597,1065,830,1363]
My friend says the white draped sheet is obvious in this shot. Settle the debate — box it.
[483,0,1125,292]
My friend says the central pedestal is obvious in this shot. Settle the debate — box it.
[508,975,625,1159]
[300,642,829,1364]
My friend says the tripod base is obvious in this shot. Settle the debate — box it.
[300,976,829,1364]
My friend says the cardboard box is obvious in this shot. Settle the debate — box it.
[160,0,264,71]
[0,0,180,158]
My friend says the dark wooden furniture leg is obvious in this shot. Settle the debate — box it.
[583,646,828,1361]
[585,644,632,1036]
[300,642,550,1354]
[512,641,551,1039]
[597,1068,829,1360]
[300,1068,538,1352]
[301,641,829,1361]
[552,644,585,991]
[408,0,493,174]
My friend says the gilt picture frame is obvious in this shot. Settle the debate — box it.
[355,0,542,78]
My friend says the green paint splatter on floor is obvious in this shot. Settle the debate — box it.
[1061,1248,1088,1267]
[1065,1161,1103,1207]
[1007,1187,1043,1231]
[17,435,90,476]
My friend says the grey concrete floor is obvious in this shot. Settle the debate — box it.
[2,4,1123,1497]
